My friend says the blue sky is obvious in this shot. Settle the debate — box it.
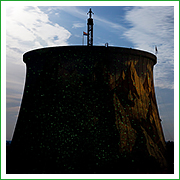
[5,2,177,142]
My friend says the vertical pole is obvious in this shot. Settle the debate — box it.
[87,8,94,46]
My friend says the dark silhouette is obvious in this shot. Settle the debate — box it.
[87,8,94,46]
[165,141,174,173]
[7,46,168,174]
[7,8,169,174]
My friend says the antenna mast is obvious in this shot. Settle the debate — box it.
[87,8,94,46]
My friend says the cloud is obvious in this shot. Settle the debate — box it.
[72,22,85,29]
[6,6,71,51]
[6,95,21,104]
[48,6,86,19]
[123,6,174,89]
[6,106,20,113]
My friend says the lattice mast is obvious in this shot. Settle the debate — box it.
[87,8,94,46]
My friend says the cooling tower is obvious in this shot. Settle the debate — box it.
[8,46,167,174]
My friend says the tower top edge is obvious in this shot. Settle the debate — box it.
[23,45,157,64]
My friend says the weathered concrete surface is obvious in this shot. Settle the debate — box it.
[8,46,167,174]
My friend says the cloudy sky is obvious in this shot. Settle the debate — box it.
[4,2,177,142]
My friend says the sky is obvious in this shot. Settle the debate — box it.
[4,2,177,143]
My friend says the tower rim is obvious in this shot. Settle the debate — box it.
[23,45,157,65]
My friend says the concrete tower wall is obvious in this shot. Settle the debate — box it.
[9,46,167,173]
